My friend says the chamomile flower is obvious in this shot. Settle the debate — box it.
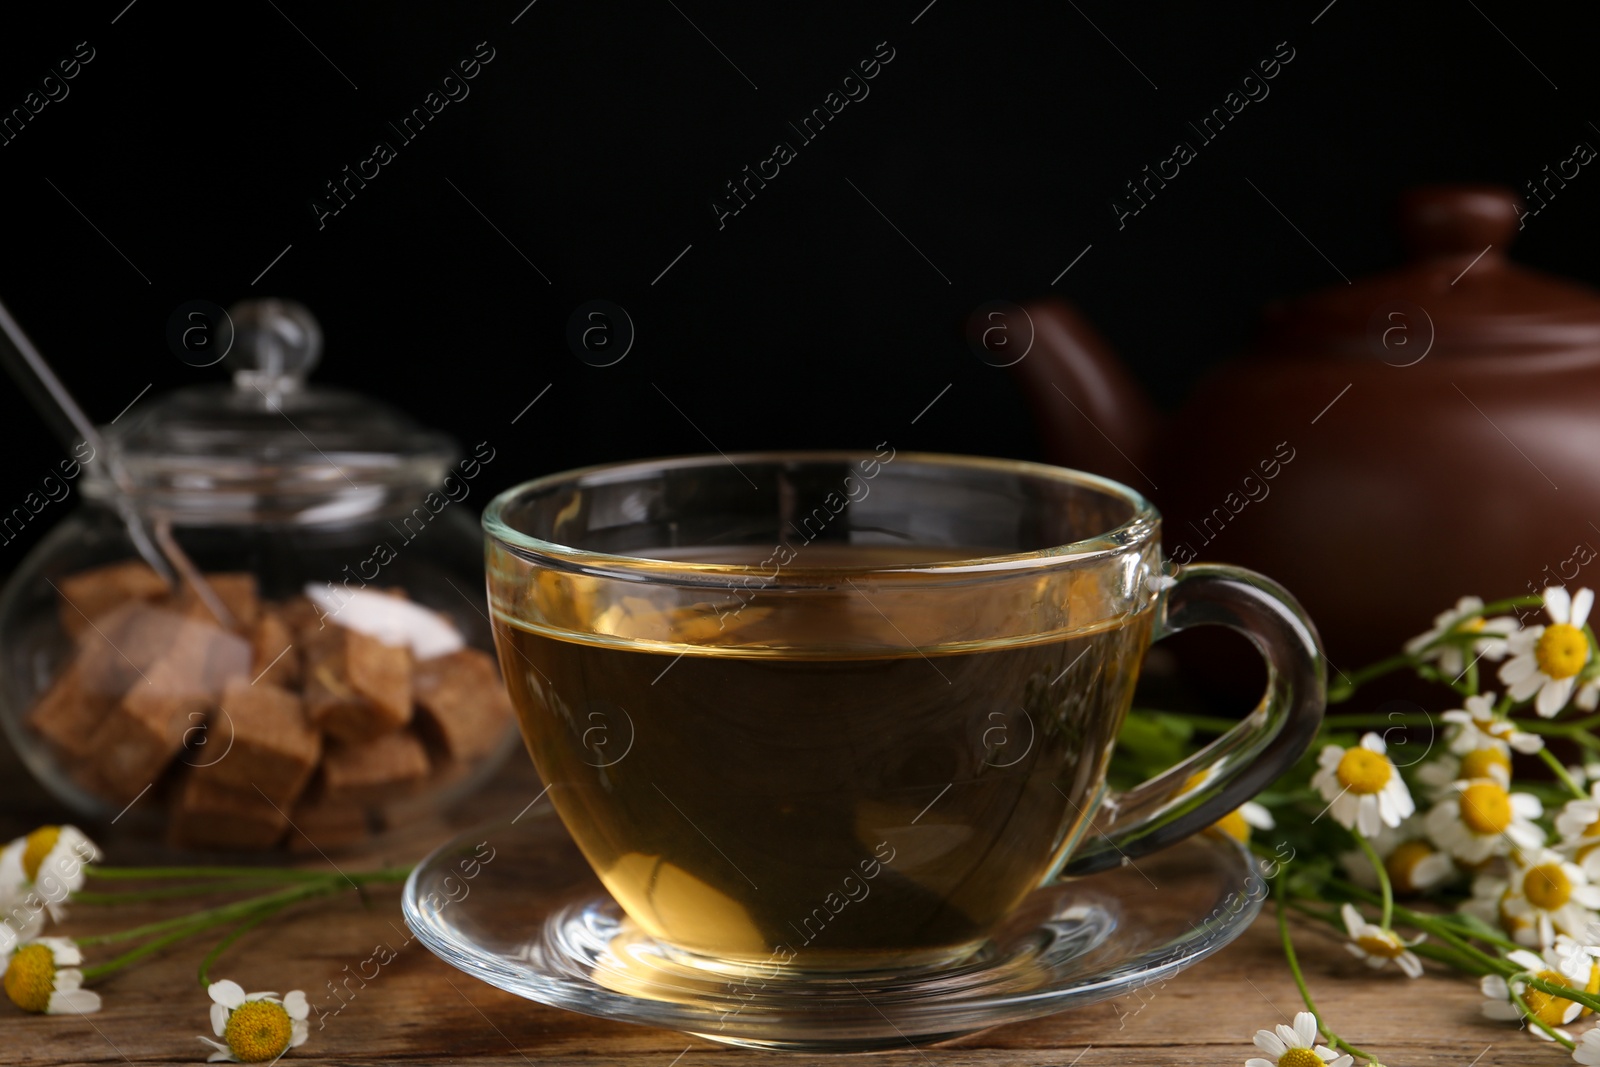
[1425,778,1544,864]
[1552,935,1600,1015]
[1,937,100,1014]
[1500,586,1596,718]
[1245,1010,1352,1067]
[199,980,310,1063]
[1576,1026,1600,1066]
[1406,595,1520,677]
[1501,849,1600,948]
[1442,692,1544,756]
[1415,747,1512,802]
[11,826,100,922]
[1339,903,1424,977]
[1310,733,1415,836]
[1482,946,1590,1038]
[1383,838,1456,894]
[0,839,45,954]
[1460,872,1531,943]
[1555,786,1600,851]
[1213,801,1276,844]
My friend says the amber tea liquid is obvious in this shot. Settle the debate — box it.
[494,544,1152,969]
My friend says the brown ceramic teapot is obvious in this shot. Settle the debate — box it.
[1006,185,1600,665]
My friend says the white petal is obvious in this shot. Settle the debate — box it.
[1513,793,1545,818]
[1275,1023,1302,1048]
[1511,732,1546,754]
[1360,732,1386,755]
[1293,1011,1318,1048]
[1254,1030,1288,1058]
[211,1001,230,1036]
[290,1020,309,1048]
[1539,677,1577,718]
[1510,668,1548,700]
[1482,1000,1524,1021]
[47,988,101,1014]
[1509,949,1546,971]
[1397,952,1424,978]
[198,1037,237,1063]
[284,990,309,1020]
[1245,1060,1276,1067]
[1340,903,1363,936]
[1501,654,1540,684]
[209,980,246,1009]
[1574,589,1594,628]
[1548,586,1573,623]
[1356,796,1381,837]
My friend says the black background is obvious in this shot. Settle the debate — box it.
[0,0,1595,572]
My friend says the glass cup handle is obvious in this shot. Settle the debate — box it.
[1060,563,1326,877]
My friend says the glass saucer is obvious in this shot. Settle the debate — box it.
[402,807,1264,1052]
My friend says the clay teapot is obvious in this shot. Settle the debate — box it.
[1005,185,1600,665]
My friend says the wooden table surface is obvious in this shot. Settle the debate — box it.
[0,749,1557,1067]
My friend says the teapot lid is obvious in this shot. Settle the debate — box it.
[1254,186,1600,361]
[87,298,459,524]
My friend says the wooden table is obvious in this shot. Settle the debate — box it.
[0,751,1551,1066]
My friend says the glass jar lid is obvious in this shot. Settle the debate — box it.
[85,299,459,525]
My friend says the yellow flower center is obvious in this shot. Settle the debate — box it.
[1386,840,1436,893]
[1335,747,1392,794]
[1461,617,1487,634]
[1277,1049,1325,1067]
[1460,782,1513,834]
[1213,809,1251,843]
[1524,863,1574,910]
[21,826,60,881]
[1537,623,1590,680]
[1460,748,1510,781]
[1355,932,1406,959]
[1524,969,1579,1027]
[3,944,55,1014]
[224,1000,295,1063]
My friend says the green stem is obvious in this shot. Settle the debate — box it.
[1351,834,1393,930]
[198,904,290,989]
[1538,746,1588,799]
[1275,891,1378,1063]
[1135,710,1240,734]
[79,882,335,983]
[75,881,336,946]
[84,864,411,883]
[71,879,294,904]
[1328,653,1414,704]
[1508,977,1577,1048]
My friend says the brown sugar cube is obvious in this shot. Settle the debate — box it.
[305,630,412,742]
[170,774,289,850]
[55,559,170,638]
[412,648,515,761]
[321,731,430,805]
[76,602,187,699]
[179,572,260,631]
[89,620,251,801]
[250,609,300,689]
[192,678,320,806]
[278,594,326,640]
[26,662,116,759]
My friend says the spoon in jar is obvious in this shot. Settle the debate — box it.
[0,295,235,627]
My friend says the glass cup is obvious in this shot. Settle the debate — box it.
[483,451,1323,974]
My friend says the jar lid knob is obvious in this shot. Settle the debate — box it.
[225,298,322,396]
[1397,185,1521,260]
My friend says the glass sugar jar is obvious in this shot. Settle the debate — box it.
[0,299,517,852]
